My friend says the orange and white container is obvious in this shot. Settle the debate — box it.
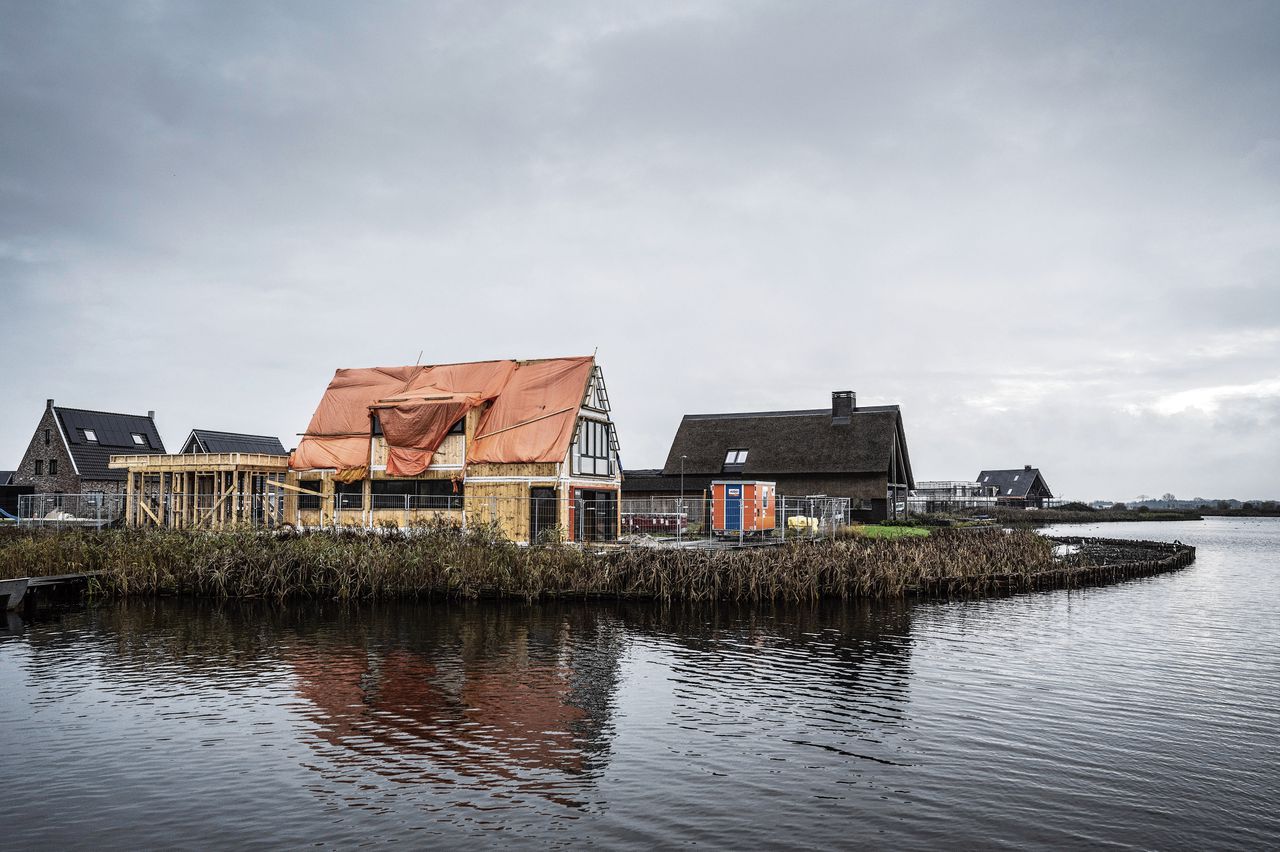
[711,481,777,535]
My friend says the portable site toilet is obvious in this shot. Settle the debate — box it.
[711,481,777,537]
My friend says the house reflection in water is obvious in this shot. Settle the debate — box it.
[288,603,626,807]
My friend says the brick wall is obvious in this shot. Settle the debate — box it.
[13,405,81,493]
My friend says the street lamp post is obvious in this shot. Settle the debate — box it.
[679,455,687,544]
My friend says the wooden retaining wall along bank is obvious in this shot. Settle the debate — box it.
[911,537,1197,597]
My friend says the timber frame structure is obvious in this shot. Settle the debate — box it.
[109,452,290,528]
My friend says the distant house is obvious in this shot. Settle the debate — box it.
[181,429,288,456]
[13,399,166,496]
[911,480,998,512]
[0,470,26,519]
[976,466,1053,508]
[626,391,914,520]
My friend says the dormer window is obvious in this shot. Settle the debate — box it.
[132,433,147,446]
[83,429,97,442]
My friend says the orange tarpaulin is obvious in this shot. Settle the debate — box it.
[469,358,593,464]
[378,395,478,476]
[290,357,595,473]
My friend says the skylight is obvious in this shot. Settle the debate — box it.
[83,429,97,442]
[724,449,748,465]
[132,433,147,446]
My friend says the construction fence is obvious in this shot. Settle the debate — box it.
[16,491,856,546]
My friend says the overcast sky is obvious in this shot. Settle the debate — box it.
[2,0,1278,500]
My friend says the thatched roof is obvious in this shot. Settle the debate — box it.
[660,405,913,487]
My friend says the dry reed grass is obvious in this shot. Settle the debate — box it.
[0,523,1187,602]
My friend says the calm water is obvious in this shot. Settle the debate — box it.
[1,518,1277,849]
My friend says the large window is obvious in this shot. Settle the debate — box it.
[335,480,364,510]
[371,479,463,510]
[574,419,613,476]
[298,480,323,510]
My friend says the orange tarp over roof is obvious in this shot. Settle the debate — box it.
[290,357,594,474]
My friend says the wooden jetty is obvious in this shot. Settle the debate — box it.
[0,573,93,613]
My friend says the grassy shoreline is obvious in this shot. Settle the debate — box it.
[0,524,1193,602]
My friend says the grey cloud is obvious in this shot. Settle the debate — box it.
[1,0,1278,499]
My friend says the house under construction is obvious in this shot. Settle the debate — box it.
[284,355,622,543]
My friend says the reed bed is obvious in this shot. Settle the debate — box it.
[0,523,1192,602]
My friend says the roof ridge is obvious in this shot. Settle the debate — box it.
[55,406,157,420]
[685,405,900,420]
[342,355,594,372]
[192,428,280,439]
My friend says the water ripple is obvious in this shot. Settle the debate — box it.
[0,519,1277,849]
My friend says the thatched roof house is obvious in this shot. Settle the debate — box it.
[627,391,914,520]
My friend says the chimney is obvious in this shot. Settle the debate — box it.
[46,398,54,409]
[147,410,156,420]
[1024,464,1032,471]
[832,391,854,422]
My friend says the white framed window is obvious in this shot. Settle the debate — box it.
[83,429,97,442]
[724,449,748,465]
[132,433,147,446]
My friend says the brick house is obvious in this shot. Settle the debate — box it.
[13,399,166,496]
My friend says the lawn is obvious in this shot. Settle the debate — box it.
[849,524,931,539]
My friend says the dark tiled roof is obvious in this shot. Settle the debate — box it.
[660,405,913,487]
[55,407,166,481]
[0,470,13,486]
[976,468,1053,499]
[184,429,288,455]
[621,469,700,493]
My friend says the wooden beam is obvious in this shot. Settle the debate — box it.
[138,495,161,526]
[125,471,136,528]
[263,479,325,497]
[157,471,168,527]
